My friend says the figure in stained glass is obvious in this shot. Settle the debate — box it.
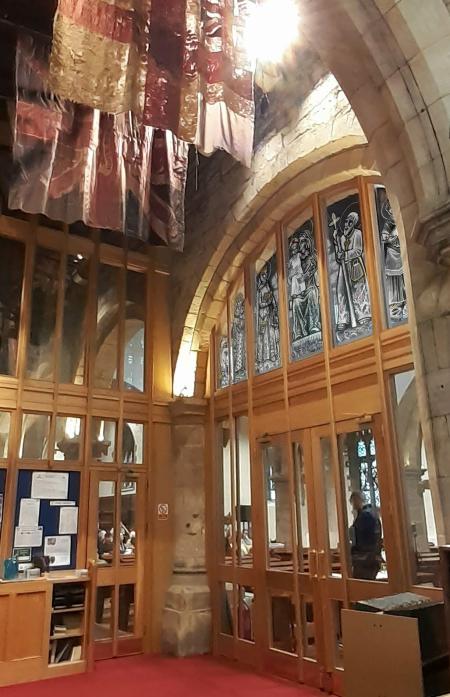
[327,195,372,345]
[287,220,322,360]
[218,336,230,388]
[231,292,247,382]
[255,258,280,374]
[376,190,408,325]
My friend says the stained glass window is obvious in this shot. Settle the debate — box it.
[325,193,373,346]
[231,287,247,383]
[374,186,408,327]
[218,336,230,389]
[217,309,230,390]
[286,217,323,361]
[254,244,281,375]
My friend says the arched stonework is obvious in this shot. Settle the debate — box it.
[172,0,450,538]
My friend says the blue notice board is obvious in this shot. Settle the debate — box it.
[14,470,80,569]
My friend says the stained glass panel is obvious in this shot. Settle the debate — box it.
[286,217,323,361]
[231,285,247,383]
[374,186,408,327]
[325,193,373,346]
[217,311,230,390]
[254,244,281,375]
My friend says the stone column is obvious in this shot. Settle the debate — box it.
[406,204,450,543]
[160,397,212,656]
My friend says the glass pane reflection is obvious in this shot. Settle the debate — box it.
[118,584,135,635]
[392,371,440,586]
[27,247,60,379]
[238,586,254,642]
[124,270,146,392]
[60,254,90,384]
[220,582,234,636]
[0,412,10,458]
[218,422,233,565]
[271,594,297,654]
[293,441,310,571]
[54,416,83,461]
[263,442,293,570]
[300,597,316,659]
[97,481,116,565]
[236,416,252,566]
[19,412,50,459]
[0,237,25,377]
[92,419,116,462]
[94,264,120,389]
[338,428,386,581]
[95,585,114,641]
[122,422,144,465]
[120,480,137,564]
[320,437,341,577]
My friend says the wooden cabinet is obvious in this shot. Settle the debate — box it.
[0,570,93,687]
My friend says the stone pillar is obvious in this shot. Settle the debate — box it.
[407,204,450,543]
[161,397,212,656]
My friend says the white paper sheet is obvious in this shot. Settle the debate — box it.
[44,535,71,566]
[59,506,78,535]
[14,526,43,548]
[18,498,40,527]
[31,472,69,500]
[50,500,75,507]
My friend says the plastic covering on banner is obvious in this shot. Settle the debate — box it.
[9,35,189,250]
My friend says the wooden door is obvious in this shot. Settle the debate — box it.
[88,470,145,659]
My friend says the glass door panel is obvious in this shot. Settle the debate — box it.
[236,416,253,566]
[90,471,144,657]
[319,436,341,578]
[337,425,387,582]
[97,479,117,566]
[293,440,311,573]
[262,437,294,571]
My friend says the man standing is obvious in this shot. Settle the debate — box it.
[349,491,382,580]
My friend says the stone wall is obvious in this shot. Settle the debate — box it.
[172,68,368,364]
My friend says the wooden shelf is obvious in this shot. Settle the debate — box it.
[48,659,85,669]
[52,606,85,614]
[50,629,84,640]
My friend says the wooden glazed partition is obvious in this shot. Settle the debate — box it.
[0,212,175,665]
[207,177,442,695]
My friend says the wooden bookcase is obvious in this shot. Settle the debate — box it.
[0,569,94,687]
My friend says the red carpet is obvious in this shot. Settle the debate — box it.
[1,656,322,697]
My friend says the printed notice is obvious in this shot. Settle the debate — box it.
[19,498,40,527]
[59,506,78,535]
[50,500,76,507]
[44,535,71,566]
[31,472,69,500]
[14,526,43,548]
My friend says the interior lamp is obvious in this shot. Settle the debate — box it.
[245,0,300,65]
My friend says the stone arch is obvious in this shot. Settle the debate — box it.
[173,1,450,369]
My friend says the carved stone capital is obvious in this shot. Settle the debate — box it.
[418,201,450,266]
[170,397,208,425]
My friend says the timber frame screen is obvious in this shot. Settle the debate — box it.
[0,213,157,659]
[208,176,442,695]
